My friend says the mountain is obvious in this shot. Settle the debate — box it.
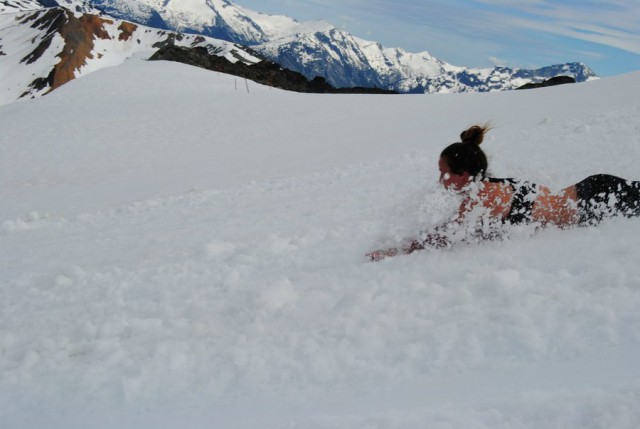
[1,0,598,101]
[0,4,397,104]
[148,44,396,94]
[392,63,596,94]
[38,0,597,92]
[0,5,266,104]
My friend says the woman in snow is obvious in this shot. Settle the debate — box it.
[368,124,640,261]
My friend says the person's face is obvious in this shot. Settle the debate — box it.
[439,157,471,191]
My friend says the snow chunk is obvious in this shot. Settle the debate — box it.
[205,239,237,257]
[260,276,297,311]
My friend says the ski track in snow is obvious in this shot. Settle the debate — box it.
[1,58,640,428]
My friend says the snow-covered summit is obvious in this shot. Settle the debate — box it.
[52,0,331,43]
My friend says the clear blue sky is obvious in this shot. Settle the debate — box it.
[238,0,640,77]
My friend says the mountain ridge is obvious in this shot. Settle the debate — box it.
[0,5,397,104]
[20,0,598,92]
[0,5,265,104]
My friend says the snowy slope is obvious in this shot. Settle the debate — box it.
[0,0,42,13]
[255,28,460,90]
[1,58,640,428]
[53,0,321,43]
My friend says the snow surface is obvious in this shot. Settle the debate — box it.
[1,56,640,428]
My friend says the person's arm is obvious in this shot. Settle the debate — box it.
[366,189,498,261]
[366,229,452,261]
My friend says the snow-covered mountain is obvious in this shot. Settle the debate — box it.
[256,27,459,91]
[392,62,598,94]
[0,5,262,104]
[19,0,598,92]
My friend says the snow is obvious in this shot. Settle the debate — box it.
[99,0,326,43]
[0,0,42,14]
[236,2,333,40]
[1,56,640,428]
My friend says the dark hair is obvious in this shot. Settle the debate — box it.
[440,124,491,178]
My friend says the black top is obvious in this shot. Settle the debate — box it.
[486,178,539,224]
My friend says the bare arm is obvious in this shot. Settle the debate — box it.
[366,228,452,261]
[367,182,514,261]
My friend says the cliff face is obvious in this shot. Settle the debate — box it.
[21,8,128,93]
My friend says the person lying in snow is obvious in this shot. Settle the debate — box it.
[368,124,640,261]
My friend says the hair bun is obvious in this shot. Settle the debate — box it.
[460,124,489,145]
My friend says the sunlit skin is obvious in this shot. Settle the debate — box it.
[438,157,579,226]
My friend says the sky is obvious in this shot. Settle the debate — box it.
[238,0,640,77]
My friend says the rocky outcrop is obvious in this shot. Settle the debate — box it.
[16,8,138,95]
[149,45,396,94]
[516,75,576,90]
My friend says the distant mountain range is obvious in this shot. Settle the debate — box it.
[0,0,598,104]
[58,0,597,91]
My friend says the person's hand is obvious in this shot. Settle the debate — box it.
[366,247,399,261]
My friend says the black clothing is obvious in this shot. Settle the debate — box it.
[490,175,640,226]
[405,174,640,256]
[487,178,539,225]
[575,174,640,224]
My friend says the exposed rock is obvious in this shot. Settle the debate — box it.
[117,21,137,41]
[516,75,576,90]
[52,13,112,91]
[149,45,396,94]
[16,8,141,95]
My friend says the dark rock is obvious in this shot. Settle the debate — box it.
[148,45,396,94]
[516,75,576,90]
